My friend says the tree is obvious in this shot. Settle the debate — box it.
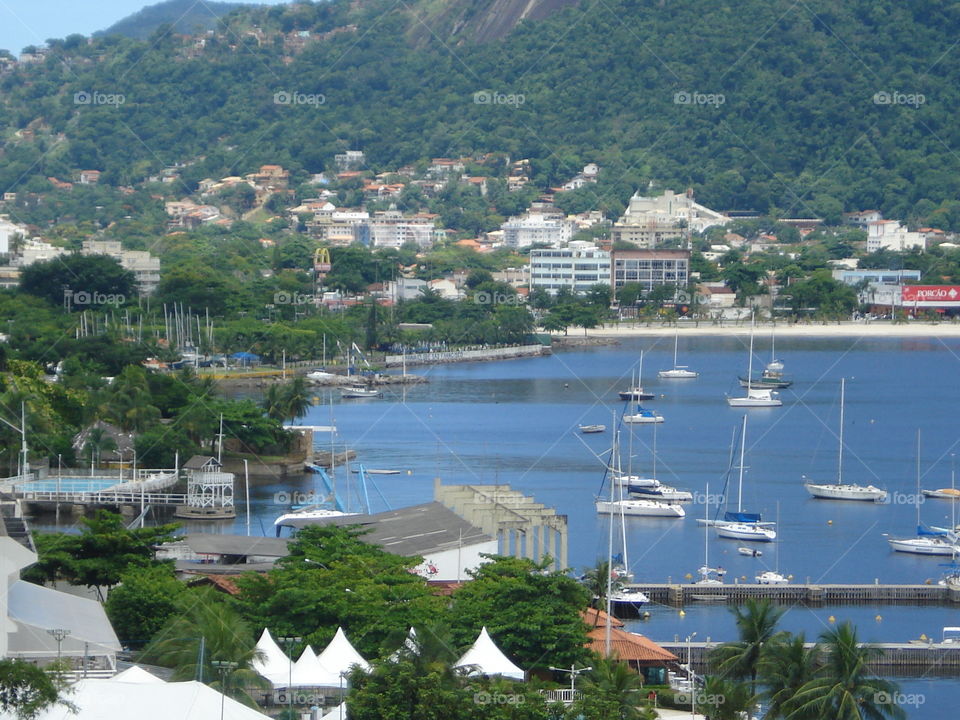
[0,659,67,720]
[19,254,135,308]
[759,633,820,720]
[710,599,785,696]
[789,622,905,720]
[448,555,591,671]
[105,564,186,649]
[141,589,269,707]
[572,658,655,720]
[697,675,755,720]
[82,426,117,468]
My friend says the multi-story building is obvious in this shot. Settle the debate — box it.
[832,268,922,286]
[843,209,883,229]
[334,150,365,172]
[0,215,27,255]
[610,248,690,294]
[501,212,575,249]
[81,240,161,295]
[866,220,926,253]
[368,211,436,249]
[611,189,728,248]
[529,242,611,295]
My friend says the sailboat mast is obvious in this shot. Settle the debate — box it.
[605,423,617,656]
[704,481,710,571]
[837,378,845,485]
[915,429,921,530]
[746,321,755,387]
[737,415,747,512]
[673,330,679,368]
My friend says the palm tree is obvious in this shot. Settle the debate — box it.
[83,427,117,469]
[281,377,311,422]
[759,633,820,719]
[789,622,905,720]
[263,384,286,422]
[140,589,269,707]
[698,675,755,720]
[576,658,655,720]
[710,598,785,696]
[582,560,618,623]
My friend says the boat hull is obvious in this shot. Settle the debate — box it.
[726,397,782,407]
[888,538,959,556]
[596,499,685,518]
[717,523,776,542]
[624,414,664,423]
[658,369,698,379]
[922,489,960,499]
[756,572,789,585]
[805,482,887,502]
[619,390,654,400]
[738,377,792,389]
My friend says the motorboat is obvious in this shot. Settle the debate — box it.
[609,586,651,605]
[274,506,360,534]
[756,570,789,585]
[658,331,698,379]
[923,488,960,499]
[579,424,607,434]
[596,498,685,518]
[340,385,381,398]
[623,406,664,423]
[738,547,763,557]
[718,522,776,542]
[727,387,782,407]
[306,369,338,383]
[804,378,887,502]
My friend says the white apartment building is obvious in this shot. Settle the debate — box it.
[501,212,575,249]
[866,220,926,253]
[529,242,611,295]
[611,189,728,248]
[368,211,436,249]
[334,150,365,171]
[82,240,161,295]
[15,238,66,265]
[0,215,28,255]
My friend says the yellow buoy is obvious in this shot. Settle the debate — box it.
[679,609,686,617]
[875,615,882,623]
[827,520,833,525]
[920,633,928,642]
[407,470,412,475]
[684,573,693,581]
[828,615,836,624]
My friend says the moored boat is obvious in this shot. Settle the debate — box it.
[579,424,607,434]
[340,385,381,398]
[596,498,686,518]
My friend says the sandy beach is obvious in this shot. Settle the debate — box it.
[578,320,960,338]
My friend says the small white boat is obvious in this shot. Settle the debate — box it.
[628,481,693,502]
[804,379,887,502]
[274,507,360,533]
[659,332,698,378]
[727,387,782,407]
[923,488,960,499]
[619,387,654,401]
[596,498,685,518]
[306,369,338,383]
[609,586,651,605]
[340,385,381,398]
[888,535,960,556]
[613,474,660,492]
[623,406,664,424]
[579,424,607,434]
[717,522,776,542]
[738,547,763,557]
[756,570,789,585]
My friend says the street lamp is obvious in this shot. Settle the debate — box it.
[211,660,238,720]
[46,628,70,665]
[549,664,592,698]
[685,633,697,719]
[279,635,302,716]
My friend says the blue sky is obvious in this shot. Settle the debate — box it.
[0,0,283,55]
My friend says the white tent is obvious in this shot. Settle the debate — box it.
[288,645,337,688]
[111,666,163,684]
[252,628,293,686]
[322,702,348,720]
[388,627,418,661]
[316,627,371,678]
[0,672,272,720]
[454,627,525,681]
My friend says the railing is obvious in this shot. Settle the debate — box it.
[540,689,582,705]
[16,490,187,505]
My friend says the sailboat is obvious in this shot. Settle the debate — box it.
[658,331,698,379]
[740,325,792,389]
[804,378,887,502]
[619,352,655,400]
[727,322,782,407]
[756,504,789,584]
[597,429,685,518]
[695,483,725,586]
[888,431,960,556]
[716,416,777,542]
[617,424,692,501]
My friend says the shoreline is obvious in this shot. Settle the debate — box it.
[566,320,960,338]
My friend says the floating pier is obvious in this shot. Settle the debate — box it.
[627,582,960,606]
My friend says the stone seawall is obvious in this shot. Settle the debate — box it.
[383,344,549,367]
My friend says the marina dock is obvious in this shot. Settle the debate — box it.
[626,582,960,606]
[660,641,960,676]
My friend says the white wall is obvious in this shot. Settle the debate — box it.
[411,539,498,582]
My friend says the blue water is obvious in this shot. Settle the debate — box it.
[21,477,119,492]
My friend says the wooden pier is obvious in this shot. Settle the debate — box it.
[626,582,960,606]
[660,641,960,676]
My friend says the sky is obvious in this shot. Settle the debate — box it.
[0,0,283,55]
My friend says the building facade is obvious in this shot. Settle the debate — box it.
[611,189,728,248]
[501,212,575,249]
[610,249,690,294]
[866,221,926,253]
[529,242,611,295]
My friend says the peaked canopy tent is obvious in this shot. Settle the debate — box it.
[0,672,273,720]
[316,627,371,680]
[252,628,294,686]
[289,645,337,688]
[453,627,525,681]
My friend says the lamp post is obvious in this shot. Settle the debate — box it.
[46,628,70,665]
[686,633,697,719]
[279,635,301,717]
[549,664,592,699]
[211,660,238,720]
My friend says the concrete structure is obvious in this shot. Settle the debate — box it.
[334,150,365,172]
[433,479,568,571]
[832,268,922,286]
[501,212,575,249]
[174,456,235,519]
[81,240,161,295]
[158,534,288,573]
[866,220,926,253]
[529,242,611,294]
[843,209,883,228]
[611,189,728,248]
[0,215,28,255]
[610,249,690,294]
[368,211,436,249]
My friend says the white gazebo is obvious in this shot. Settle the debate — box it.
[175,456,235,519]
[454,627,525,681]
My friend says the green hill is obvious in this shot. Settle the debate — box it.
[5,0,960,227]
[96,0,255,40]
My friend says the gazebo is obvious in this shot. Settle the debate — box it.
[453,627,525,681]
[174,455,235,519]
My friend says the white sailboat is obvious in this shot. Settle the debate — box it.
[888,431,960,556]
[618,352,654,400]
[739,326,792,389]
[658,331,698,379]
[596,429,685,518]
[695,483,724,586]
[804,378,887,502]
[716,416,776,543]
[727,323,782,407]
[620,424,692,501]
[756,504,789,584]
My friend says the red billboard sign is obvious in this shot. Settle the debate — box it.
[901,285,960,304]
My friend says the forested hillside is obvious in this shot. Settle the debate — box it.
[95,0,253,40]
[3,0,960,225]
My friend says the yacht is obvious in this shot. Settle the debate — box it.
[623,406,664,424]
[718,522,776,542]
[658,331,698,379]
[727,324,782,407]
[619,351,655,400]
[596,498,685,518]
[340,385,381,399]
[756,570,789,585]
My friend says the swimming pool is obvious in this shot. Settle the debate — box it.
[16,477,124,493]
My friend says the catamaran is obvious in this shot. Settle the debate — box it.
[658,330,698,379]
[727,323,782,407]
[804,378,887,502]
[888,431,960,556]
